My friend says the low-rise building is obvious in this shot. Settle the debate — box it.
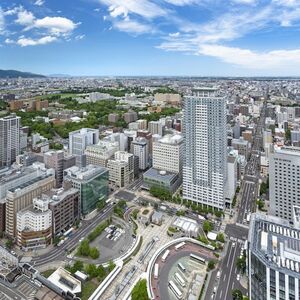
[172,216,199,238]
[16,197,52,250]
[143,168,181,194]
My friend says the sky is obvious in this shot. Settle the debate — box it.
[1,0,300,76]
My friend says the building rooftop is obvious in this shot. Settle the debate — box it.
[156,134,183,145]
[143,168,177,182]
[249,213,300,278]
[64,164,108,182]
[8,174,54,193]
[275,146,300,156]
[48,267,81,295]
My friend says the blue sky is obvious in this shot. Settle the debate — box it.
[1,0,300,76]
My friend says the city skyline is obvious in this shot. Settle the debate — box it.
[1,0,300,76]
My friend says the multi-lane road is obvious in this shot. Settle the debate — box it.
[30,203,116,267]
[205,102,267,300]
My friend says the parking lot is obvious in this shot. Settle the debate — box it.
[82,217,134,264]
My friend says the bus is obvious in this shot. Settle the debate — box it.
[177,262,186,273]
[154,263,159,279]
[63,227,74,238]
[190,254,205,264]
[174,272,186,287]
[168,280,183,299]
[175,242,186,251]
[162,250,170,262]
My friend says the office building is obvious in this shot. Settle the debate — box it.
[248,213,300,300]
[5,168,55,237]
[69,128,99,167]
[44,150,64,188]
[85,140,119,167]
[232,137,250,159]
[183,88,227,210]
[64,165,109,215]
[47,186,80,236]
[123,110,138,123]
[108,113,119,123]
[107,151,134,188]
[225,154,238,207]
[152,134,183,174]
[269,147,300,223]
[16,197,52,250]
[0,114,21,167]
[131,137,149,170]
[148,121,164,136]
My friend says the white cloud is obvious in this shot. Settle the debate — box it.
[33,16,78,35]
[34,0,45,6]
[272,0,298,6]
[15,9,35,26]
[169,32,180,37]
[231,0,256,4]
[4,38,14,44]
[0,8,5,33]
[75,34,85,40]
[163,0,197,6]
[17,35,57,46]
[198,44,300,70]
[99,0,166,19]
[113,17,152,34]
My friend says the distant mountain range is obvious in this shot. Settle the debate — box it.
[0,69,46,78]
[48,74,72,78]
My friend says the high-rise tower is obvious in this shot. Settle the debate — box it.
[183,88,227,210]
[0,114,20,167]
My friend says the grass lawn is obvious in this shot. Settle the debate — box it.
[81,280,98,300]
[41,269,56,278]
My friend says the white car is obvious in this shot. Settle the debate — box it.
[232,242,236,248]
[79,237,84,243]
[237,274,241,281]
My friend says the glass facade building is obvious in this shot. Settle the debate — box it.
[64,165,109,215]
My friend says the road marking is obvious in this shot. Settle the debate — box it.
[224,242,238,300]
[226,245,233,268]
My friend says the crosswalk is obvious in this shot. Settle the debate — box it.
[17,282,37,300]
[0,291,12,300]
[229,236,245,244]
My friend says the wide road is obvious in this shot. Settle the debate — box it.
[30,203,116,267]
[214,240,246,300]
[205,102,267,300]
[0,282,24,300]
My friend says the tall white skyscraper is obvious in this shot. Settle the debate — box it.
[0,114,21,167]
[183,88,227,210]
[269,146,300,223]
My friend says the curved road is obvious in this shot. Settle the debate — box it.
[30,203,116,267]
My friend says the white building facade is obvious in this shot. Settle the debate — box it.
[183,88,227,210]
[269,146,300,223]
[152,134,183,174]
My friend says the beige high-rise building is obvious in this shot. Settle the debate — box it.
[5,171,55,238]
[85,140,119,167]
[152,134,183,174]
